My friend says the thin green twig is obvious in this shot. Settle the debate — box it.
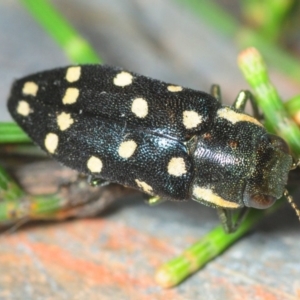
[155,203,280,287]
[238,47,300,157]
[19,0,101,64]
[0,164,65,224]
[240,0,294,42]
[0,123,30,144]
[285,95,300,126]
[174,0,300,82]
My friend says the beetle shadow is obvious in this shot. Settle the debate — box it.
[255,201,300,234]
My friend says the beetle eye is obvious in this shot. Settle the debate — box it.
[248,194,276,209]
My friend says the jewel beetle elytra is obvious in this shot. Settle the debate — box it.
[7,65,295,232]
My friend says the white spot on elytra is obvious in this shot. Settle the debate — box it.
[193,186,240,209]
[113,71,133,87]
[183,110,203,129]
[22,82,38,96]
[131,98,148,118]
[57,112,74,131]
[118,140,137,159]
[17,100,31,116]
[65,66,81,82]
[62,88,79,105]
[44,133,59,154]
[217,107,263,127]
[87,156,103,173]
[167,85,183,92]
[135,179,153,194]
[167,157,187,176]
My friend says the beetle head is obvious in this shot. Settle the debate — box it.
[243,133,292,209]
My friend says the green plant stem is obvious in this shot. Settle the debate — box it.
[174,0,300,83]
[0,164,71,224]
[240,0,294,42]
[285,95,300,126]
[238,48,300,157]
[0,123,30,144]
[155,203,281,288]
[19,0,101,64]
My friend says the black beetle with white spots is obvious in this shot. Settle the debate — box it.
[7,65,293,232]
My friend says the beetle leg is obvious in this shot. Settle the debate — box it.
[233,90,261,120]
[144,195,166,206]
[217,207,249,233]
[210,84,222,103]
[87,175,110,187]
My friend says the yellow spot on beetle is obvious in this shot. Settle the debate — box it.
[22,82,38,96]
[217,107,262,127]
[183,110,203,129]
[87,156,103,173]
[167,157,187,176]
[131,98,148,118]
[57,112,74,131]
[65,66,81,82]
[113,71,133,87]
[167,85,183,92]
[193,186,240,208]
[17,100,31,116]
[118,140,137,159]
[44,133,59,154]
[62,88,79,105]
[135,179,153,194]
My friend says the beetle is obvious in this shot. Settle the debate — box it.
[7,65,294,232]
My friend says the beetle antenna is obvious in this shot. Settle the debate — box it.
[284,189,300,221]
